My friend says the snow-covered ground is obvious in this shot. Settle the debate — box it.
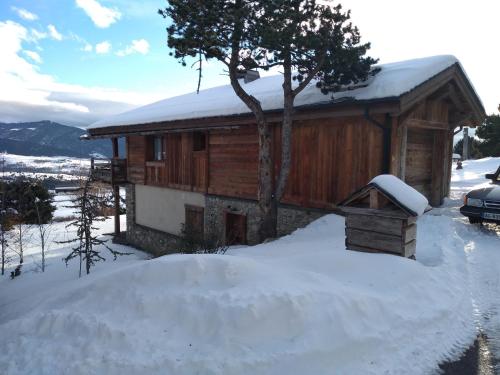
[0,158,499,375]
[0,153,90,180]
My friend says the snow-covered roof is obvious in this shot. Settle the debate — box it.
[369,175,429,216]
[89,55,460,130]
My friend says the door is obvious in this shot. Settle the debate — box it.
[225,212,247,245]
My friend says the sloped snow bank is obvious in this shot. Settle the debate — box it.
[0,214,477,375]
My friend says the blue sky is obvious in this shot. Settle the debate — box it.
[0,0,499,127]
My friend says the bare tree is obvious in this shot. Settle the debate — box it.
[62,175,130,277]
[34,197,53,272]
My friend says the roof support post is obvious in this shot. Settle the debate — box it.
[112,137,119,159]
[364,108,392,174]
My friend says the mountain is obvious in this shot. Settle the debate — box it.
[0,121,115,158]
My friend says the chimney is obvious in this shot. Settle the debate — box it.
[236,70,260,84]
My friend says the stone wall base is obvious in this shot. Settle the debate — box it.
[204,195,327,245]
[125,184,330,256]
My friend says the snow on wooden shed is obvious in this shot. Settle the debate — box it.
[340,175,429,258]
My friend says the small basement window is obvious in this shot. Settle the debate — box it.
[193,132,206,152]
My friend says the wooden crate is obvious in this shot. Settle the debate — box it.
[343,208,417,257]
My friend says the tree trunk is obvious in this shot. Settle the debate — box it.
[227,48,277,241]
[18,224,23,264]
[275,52,294,203]
[256,119,277,241]
[1,229,5,275]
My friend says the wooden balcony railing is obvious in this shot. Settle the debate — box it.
[91,158,127,184]
[145,161,167,186]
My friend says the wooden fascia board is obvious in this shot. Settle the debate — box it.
[399,66,456,114]
[399,63,485,127]
[87,100,400,139]
[452,66,486,125]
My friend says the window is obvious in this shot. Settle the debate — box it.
[193,132,206,152]
[153,136,164,160]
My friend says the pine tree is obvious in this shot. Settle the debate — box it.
[3,177,55,266]
[453,136,483,159]
[160,0,377,240]
[476,114,500,157]
[63,176,129,277]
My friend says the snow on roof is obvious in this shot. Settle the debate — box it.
[89,55,459,130]
[370,175,429,216]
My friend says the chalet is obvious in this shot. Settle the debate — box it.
[87,55,485,255]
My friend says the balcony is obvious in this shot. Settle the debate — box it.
[91,158,127,184]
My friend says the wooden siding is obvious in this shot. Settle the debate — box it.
[127,133,208,192]
[126,136,146,184]
[207,127,259,198]
[405,128,433,198]
[274,117,384,208]
[125,100,454,210]
[402,99,453,205]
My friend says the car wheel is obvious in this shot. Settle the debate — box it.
[469,217,483,224]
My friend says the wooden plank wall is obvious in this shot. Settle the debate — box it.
[405,129,434,198]
[207,127,259,198]
[402,99,453,205]
[125,117,385,209]
[127,133,207,191]
[126,136,146,184]
[272,117,384,208]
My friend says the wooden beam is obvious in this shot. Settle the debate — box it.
[430,131,445,206]
[88,100,400,139]
[112,137,119,158]
[405,118,449,130]
[399,121,408,180]
[389,116,401,176]
[113,184,120,236]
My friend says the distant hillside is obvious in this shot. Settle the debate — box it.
[0,121,114,158]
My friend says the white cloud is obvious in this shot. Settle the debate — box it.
[116,39,150,57]
[11,7,38,21]
[95,41,111,54]
[30,29,47,42]
[75,0,121,28]
[48,24,63,41]
[24,50,42,64]
[83,43,93,52]
[0,20,160,126]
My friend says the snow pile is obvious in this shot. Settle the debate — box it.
[370,174,429,216]
[89,55,459,129]
[1,158,499,375]
[0,214,477,375]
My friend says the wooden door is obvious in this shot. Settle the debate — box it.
[225,212,247,245]
[185,205,204,237]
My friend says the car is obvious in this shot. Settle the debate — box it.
[460,165,500,224]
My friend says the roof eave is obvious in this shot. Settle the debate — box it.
[86,98,401,139]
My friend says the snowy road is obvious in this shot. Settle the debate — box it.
[437,158,500,374]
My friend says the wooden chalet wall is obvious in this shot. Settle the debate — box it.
[274,117,384,208]
[208,128,259,198]
[126,132,208,192]
[126,136,146,184]
[391,99,453,206]
[124,116,385,210]
[124,101,454,209]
